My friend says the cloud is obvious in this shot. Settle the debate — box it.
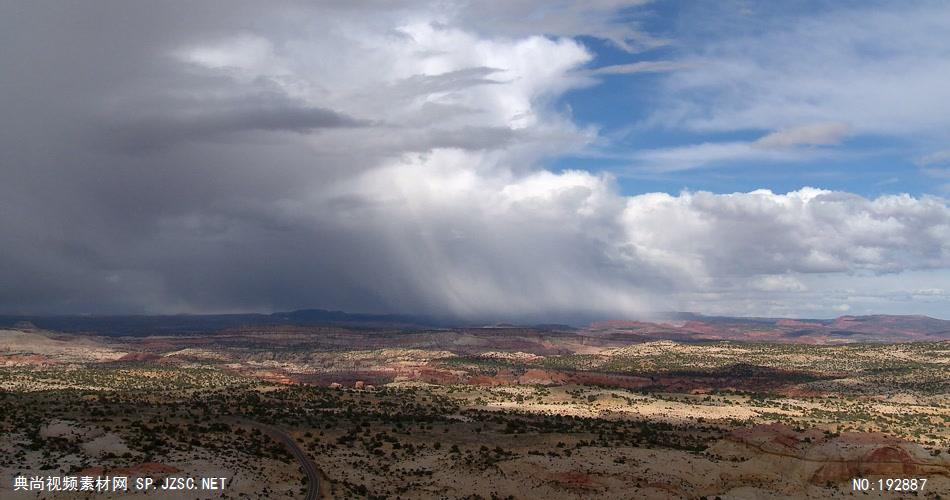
[389,67,507,97]
[442,0,665,52]
[0,1,602,316]
[300,159,950,318]
[108,101,368,152]
[589,60,689,75]
[918,150,950,167]
[0,1,948,320]
[631,122,849,171]
[622,2,950,176]
[750,275,807,292]
[620,188,950,279]
[916,150,950,193]
[753,122,850,149]
[650,2,950,146]
[631,141,812,172]
[615,3,950,182]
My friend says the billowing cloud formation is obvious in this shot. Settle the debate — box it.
[622,188,950,277]
[328,161,950,318]
[0,1,948,319]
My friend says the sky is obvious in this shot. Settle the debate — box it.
[1,0,948,320]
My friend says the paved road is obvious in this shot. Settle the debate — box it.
[240,420,321,500]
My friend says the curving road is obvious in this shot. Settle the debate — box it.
[239,419,322,500]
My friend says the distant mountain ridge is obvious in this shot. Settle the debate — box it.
[0,310,946,342]
[588,314,949,344]
[0,309,442,336]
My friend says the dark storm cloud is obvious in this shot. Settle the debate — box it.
[106,100,367,152]
[0,1,612,315]
[0,2,347,313]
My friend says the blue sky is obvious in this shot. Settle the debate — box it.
[551,1,950,199]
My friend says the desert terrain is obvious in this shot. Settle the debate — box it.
[0,313,948,498]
